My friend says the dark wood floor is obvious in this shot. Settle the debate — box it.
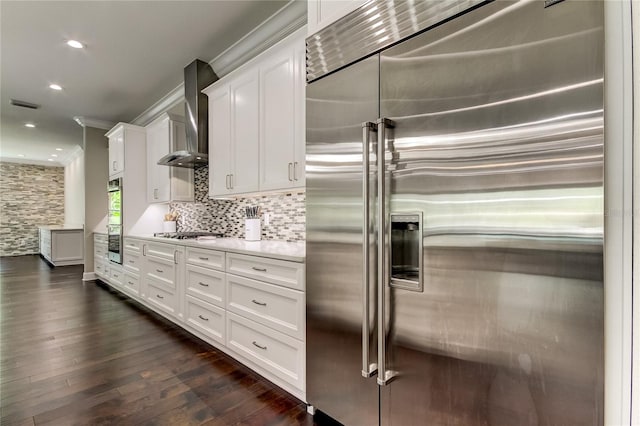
[0,255,318,426]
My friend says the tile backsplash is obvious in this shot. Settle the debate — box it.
[170,167,305,241]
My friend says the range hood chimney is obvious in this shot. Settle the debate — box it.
[158,59,218,168]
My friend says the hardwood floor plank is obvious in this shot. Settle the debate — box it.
[1,255,321,425]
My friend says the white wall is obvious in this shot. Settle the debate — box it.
[64,148,85,226]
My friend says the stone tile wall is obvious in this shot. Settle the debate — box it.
[0,162,65,256]
[170,167,305,241]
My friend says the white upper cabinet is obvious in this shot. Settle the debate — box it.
[145,113,194,203]
[204,28,306,198]
[259,37,305,191]
[307,0,368,36]
[107,127,125,178]
[206,69,260,198]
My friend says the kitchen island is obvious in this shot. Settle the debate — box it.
[38,225,84,266]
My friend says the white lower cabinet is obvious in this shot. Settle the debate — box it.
[227,311,305,391]
[93,235,306,401]
[185,295,226,345]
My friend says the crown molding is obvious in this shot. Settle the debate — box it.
[0,157,64,167]
[59,145,84,167]
[73,116,115,130]
[131,0,307,127]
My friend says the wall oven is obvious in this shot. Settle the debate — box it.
[107,177,122,264]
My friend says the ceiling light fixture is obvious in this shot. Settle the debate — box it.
[51,154,58,157]
[17,154,25,157]
[25,123,36,128]
[49,84,62,91]
[55,148,63,151]
[67,40,84,49]
[47,159,54,162]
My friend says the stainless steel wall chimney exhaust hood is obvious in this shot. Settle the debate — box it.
[158,59,218,168]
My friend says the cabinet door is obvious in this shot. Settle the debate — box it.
[209,84,232,197]
[259,45,296,191]
[108,128,125,177]
[146,117,171,203]
[230,70,260,194]
[293,40,306,186]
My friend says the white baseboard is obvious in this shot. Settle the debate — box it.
[82,272,97,281]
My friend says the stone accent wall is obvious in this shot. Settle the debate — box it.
[0,163,65,256]
[170,167,305,241]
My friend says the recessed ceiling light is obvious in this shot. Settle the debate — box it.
[49,84,62,91]
[17,154,25,157]
[55,148,63,151]
[47,159,54,162]
[67,40,84,49]
[51,154,58,157]
[25,123,36,128]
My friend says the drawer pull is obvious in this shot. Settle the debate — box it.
[252,341,267,350]
[251,267,267,272]
[198,256,209,261]
[198,282,209,287]
[128,260,134,263]
[252,299,267,306]
[198,315,209,321]
[156,269,163,273]
[113,274,119,278]
[156,294,164,299]
[128,281,134,286]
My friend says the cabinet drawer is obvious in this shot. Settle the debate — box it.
[185,247,225,271]
[226,253,304,291]
[185,264,225,308]
[146,280,178,317]
[123,251,142,274]
[185,295,225,345]
[123,272,140,296]
[95,261,107,278]
[110,265,123,287]
[227,274,304,340]
[146,256,176,289]
[146,242,177,262]
[123,238,143,254]
[94,244,107,259]
[94,233,108,244]
[226,312,304,390]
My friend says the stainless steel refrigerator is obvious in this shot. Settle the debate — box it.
[305,0,604,424]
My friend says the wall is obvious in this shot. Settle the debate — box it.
[171,167,305,241]
[0,162,65,256]
[64,149,85,226]
[82,126,108,277]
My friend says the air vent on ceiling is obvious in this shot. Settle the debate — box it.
[11,99,40,109]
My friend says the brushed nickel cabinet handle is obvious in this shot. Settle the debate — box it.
[252,341,267,350]
[112,160,117,171]
[128,281,134,286]
[198,282,209,287]
[198,256,209,261]
[294,162,299,181]
[156,294,164,299]
[252,299,267,306]
[156,269,163,273]
[198,315,209,321]
[251,267,267,272]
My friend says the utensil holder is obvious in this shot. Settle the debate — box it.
[163,221,177,233]
[245,218,261,241]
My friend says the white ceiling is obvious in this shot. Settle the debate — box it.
[0,0,290,166]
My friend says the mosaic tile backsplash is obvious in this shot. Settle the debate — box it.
[170,167,305,241]
[0,162,65,256]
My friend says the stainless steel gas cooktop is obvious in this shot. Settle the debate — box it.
[153,231,224,240]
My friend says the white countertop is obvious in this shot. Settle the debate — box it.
[128,235,305,263]
[38,225,83,231]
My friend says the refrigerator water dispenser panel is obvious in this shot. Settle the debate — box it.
[390,212,423,292]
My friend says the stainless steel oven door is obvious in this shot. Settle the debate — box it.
[107,178,122,264]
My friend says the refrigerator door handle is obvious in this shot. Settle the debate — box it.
[376,117,397,386]
[362,121,378,378]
